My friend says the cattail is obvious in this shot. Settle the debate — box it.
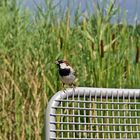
[124,59,128,79]
[100,40,104,58]
[136,47,139,63]
[111,33,115,51]
[91,42,95,50]
[60,36,63,49]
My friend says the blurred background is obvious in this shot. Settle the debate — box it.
[21,0,140,24]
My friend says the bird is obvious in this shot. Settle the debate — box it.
[55,60,76,89]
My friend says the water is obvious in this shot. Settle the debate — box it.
[21,0,140,24]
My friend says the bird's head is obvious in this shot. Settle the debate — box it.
[55,60,69,69]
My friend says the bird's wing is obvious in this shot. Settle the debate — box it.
[71,67,77,76]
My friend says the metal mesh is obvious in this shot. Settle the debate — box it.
[46,88,140,140]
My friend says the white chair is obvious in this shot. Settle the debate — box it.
[46,87,140,140]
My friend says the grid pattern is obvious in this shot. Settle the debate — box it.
[46,88,140,140]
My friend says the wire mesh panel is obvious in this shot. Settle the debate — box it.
[46,87,140,140]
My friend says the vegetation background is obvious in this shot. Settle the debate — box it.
[0,0,140,139]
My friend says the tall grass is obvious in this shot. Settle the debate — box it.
[0,0,140,139]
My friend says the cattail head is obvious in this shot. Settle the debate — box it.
[111,33,115,51]
[100,40,104,58]
[60,36,63,49]
[124,59,128,79]
[91,42,95,51]
[136,47,139,64]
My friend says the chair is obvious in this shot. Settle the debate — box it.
[46,87,140,140]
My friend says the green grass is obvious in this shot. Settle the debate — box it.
[0,0,140,139]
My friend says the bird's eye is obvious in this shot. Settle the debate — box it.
[64,60,69,66]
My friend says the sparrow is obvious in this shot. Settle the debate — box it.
[55,60,76,88]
